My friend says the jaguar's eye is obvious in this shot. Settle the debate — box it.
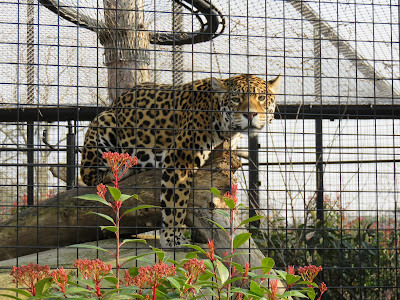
[258,95,266,103]
[230,96,241,104]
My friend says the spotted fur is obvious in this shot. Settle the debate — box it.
[80,74,281,247]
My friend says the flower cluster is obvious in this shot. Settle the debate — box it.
[74,258,112,281]
[206,239,216,262]
[10,263,50,296]
[50,267,68,294]
[183,258,206,284]
[102,152,138,188]
[135,262,176,290]
[96,183,107,200]
[74,259,112,298]
[318,282,328,300]
[297,265,323,283]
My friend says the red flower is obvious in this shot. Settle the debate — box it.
[297,265,323,283]
[243,262,250,277]
[285,265,295,275]
[225,184,238,208]
[133,262,176,299]
[206,239,216,263]
[101,152,138,189]
[317,282,328,300]
[122,269,135,287]
[10,263,50,296]
[96,183,107,200]
[74,259,112,298]
[268,279,278,300]
[50,267,68,294]
[183,258,206,284]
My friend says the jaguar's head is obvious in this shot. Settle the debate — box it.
[212,74,281,136]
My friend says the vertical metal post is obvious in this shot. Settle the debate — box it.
[315,119,324,220]
[27,122,34,206]
[248,136,260,227]
[26,0,35,206]
[314,22,324,221]
[172,1,184,85]
[66,122,75,189]
[26,0,34,104]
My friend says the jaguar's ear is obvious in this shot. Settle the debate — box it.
[268,75,282,94]
[211,77,227,92]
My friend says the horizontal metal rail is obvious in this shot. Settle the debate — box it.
[0,104,399,122]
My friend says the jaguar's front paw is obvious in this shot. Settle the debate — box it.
[160,229,190,249]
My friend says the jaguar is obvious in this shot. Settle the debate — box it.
[80,74,281,247]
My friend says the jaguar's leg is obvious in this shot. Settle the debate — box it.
[159,151,194,248]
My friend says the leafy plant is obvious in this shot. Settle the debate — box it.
[254,193,398,299]
[3,152,327,299]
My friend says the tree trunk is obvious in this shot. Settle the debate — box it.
[100,0,151,103]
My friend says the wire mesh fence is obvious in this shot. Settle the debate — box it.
[0,0,399,298]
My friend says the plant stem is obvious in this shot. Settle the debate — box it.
[228,208,234,298]
[116,208,120,287]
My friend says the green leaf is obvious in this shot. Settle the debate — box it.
[298,281,318,288]
[223,277,246,287]
[233,232,251,249]
[3,288,32,297]
[100,225,118,233]
[185,252,198,259]
[67,244,113,255]
[261,257,275,274]
[210,188,221,197]
[123,252,155,265]
[285,274,301,285]
[303,287,316,300]
[104,276,119,285]
[239,215,264,227]
[87,212,115,224]
[281,290,309,298]
[75,194,111,207]
[156,251,165,262]
[182,244,206,254]
[221,251,249,261]
[215,209,230,218]
[167,277,181,289]
[216,261,230,285]
[230,261,244,274]
[0,294,24,300]
[250,280,264,297]
[108,186,121,201]
[203,260,214,271]
[224,198,235,210]
[203,217,227,233]
[120,194,133,203]
[122,238,146,245]
[35,277,52,296]
[275,269,287,280]
[121,205,159,218]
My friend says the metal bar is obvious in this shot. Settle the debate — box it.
[66,121,75,189]
[1,105,399,122]
[248,136,260,228]
[315,118,324,221]
[27,122,34,206]
[314,17,324,221]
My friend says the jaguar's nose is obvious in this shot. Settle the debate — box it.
[243,112,257,121]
